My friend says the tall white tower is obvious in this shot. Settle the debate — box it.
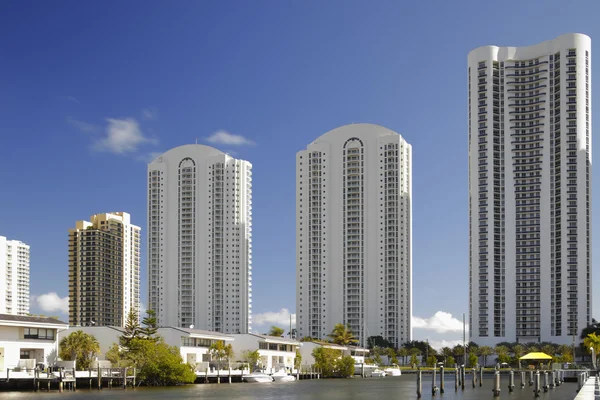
[468,33,592,346]
[0,236,30,316]
[296,123,412,347]
[148,145,252,333]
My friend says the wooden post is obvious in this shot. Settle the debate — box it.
[361,363,365,378]
[529,370,534,386]
[98,366,102,390]
[520,371,525,388]
[416,368,422,398]
[472,368,476,388]
[492,371,501,396]
[59,368,63,392]
[440,366,445,394]
[461,365,465,390]
[543,371,549,392]
[432,366,438,395]
[33,368,37,392]
[217,364,220,384]
[479,365,483,387]
[454,365,458,391]
[508,370,514,392]
[534,371,540,397]
[228,367,232,384]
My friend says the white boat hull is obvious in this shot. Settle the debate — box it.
[244,374,273,383]
[384,368,401,376]
[273,374,296,382]
[371,370,387,377]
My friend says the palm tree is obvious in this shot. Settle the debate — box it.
[209,340,234,370]
[327,323,358,346]
[397,347,408,366]
[541,344,556,358]
[494,345,509,364]
[452,345,464,365]
[478,346,493,367]
[583,333,600,361]
[59,330,101,370]
[441,347,453,366]
[557,344,573,363]
[268,326,284,337]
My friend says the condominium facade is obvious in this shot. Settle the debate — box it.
[296,123,412,347]
[0,236,30,315]
[68,212,141,327]
[148,145,252,333]
[468,34,592,346]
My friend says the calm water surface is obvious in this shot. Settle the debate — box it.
[0,376,579,400]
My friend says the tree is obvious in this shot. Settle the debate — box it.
[478,346,493,367]
[367,336,395,349]
[408,348,421,367]
[312,347,341,377]
[294,349,302,370]
[446,356,456,367]
[59,330,101,370]
[427,354,437,367]
[468,352,478,367]
[327,324,358,346]
[495,345,510,364]
[300,336,315,342]
[243,350,261,369]
[120,310,142,350]
[452,345,464,365]
[209,340,234,369]
[583,333,600,358]
[268,326,284,337]
[541,344,557,358]
[513,344,525,359]
[134,338,196,386]
[336,355,355,377]
[580,319,600,340]
[397,348,408,365]
[140,310,158,340]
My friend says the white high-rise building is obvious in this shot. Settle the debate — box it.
[148,145,252,333]
[68,212,141,327]
[468,34,592,346]
[296,123,412,347]
[0,236,30,316]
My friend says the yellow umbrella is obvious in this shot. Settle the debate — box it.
[519,352,553,360]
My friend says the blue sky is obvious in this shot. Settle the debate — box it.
[1,0,599,348]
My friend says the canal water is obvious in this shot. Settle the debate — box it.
[0,376,579,399]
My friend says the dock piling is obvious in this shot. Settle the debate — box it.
[416,368,422,398]
[432,366,438,395]
[492,371,501,397]
[508,370,514,392]
[543,371,548,392]
[440,366,445,394]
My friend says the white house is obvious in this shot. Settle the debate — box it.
[59,326,233,372]
[231,334,299,373]
[299,341,369,366]
[0,314,69,371]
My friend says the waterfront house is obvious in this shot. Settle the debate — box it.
[231,334,300,373]
[0,314,68,371]
[299,341,370,365]
[59,326,233,371]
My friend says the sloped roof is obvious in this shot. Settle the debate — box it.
[0,314,68,325]
[519,352,553,360]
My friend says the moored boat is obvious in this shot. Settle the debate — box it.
[272,369,296,382]
[371,369,387,377]
[244,372,274,383]
[384,366,402,376]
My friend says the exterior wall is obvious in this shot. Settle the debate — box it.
[0,324,65,371]
[59,327,123,359]
[68,213,141,327]
[0,237,30,316]
[231,334,298,371]
[296,123,412,348]
[468,33,592,346]
[148,145,252,334]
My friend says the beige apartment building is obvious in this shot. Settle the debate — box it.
[68,212,140,327]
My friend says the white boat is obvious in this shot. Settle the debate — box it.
[371,369,387,377]
[271,369,297,382]
[384,367,402,376]
[244,372,274,383]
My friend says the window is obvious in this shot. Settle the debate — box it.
[24,328,55,340]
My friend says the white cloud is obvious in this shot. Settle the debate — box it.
[32,292,69,314]
[136,151,164,164]
[94,118,158,154]
[206,130,255,146]
[66,116,99,133]
[141,108,157,121]
[412,311,467,334]
[253,308,295,329]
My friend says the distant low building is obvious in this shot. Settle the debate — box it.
[299,341,369,366]
[231,333,300,373]
[0,314,68,371]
